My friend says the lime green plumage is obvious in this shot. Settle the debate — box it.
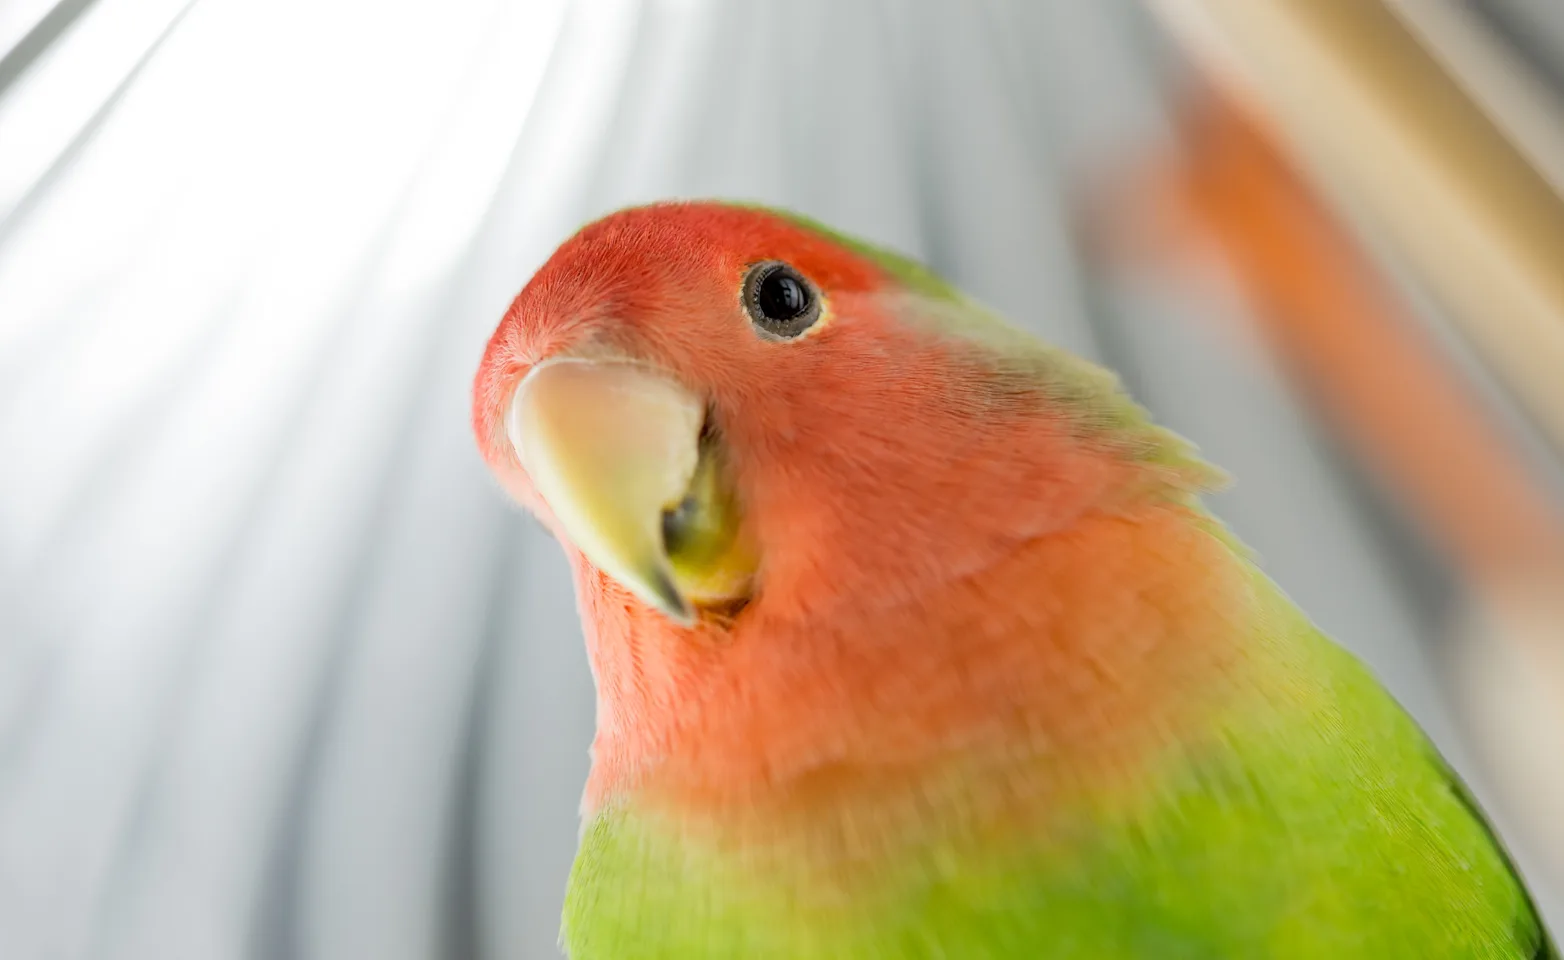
[562,556,1553,959]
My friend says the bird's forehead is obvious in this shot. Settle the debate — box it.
[547,204,891,296]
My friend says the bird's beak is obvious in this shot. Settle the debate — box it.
[506,356,754,626]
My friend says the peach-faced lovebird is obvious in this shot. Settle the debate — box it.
[472,202,1555,958]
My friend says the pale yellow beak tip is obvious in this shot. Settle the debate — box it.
[507,356,706,625]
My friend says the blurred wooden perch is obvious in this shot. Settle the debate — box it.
[1085,88,1564,584]
[1147,0,1564,460]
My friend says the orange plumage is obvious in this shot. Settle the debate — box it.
[473,203,1227,816]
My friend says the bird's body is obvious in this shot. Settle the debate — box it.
[472,202,1554,958]
[564,504,1541,959]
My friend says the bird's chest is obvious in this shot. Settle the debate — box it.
[558,738,1535,960]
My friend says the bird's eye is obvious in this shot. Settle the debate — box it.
[742,261,821,340]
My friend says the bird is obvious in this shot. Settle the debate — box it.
[471,200,1557,959]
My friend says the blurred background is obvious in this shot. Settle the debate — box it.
[0,0,1561,956]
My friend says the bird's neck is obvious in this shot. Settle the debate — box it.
[577,499,1255,837]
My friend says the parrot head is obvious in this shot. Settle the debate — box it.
[472,202,1219,809]
[473,201,1207,634]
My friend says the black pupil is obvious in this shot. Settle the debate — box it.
[757,270,809,320]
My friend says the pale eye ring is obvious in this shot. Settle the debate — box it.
[742,261,821,340]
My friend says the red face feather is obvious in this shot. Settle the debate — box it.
[471,202,1238,819]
